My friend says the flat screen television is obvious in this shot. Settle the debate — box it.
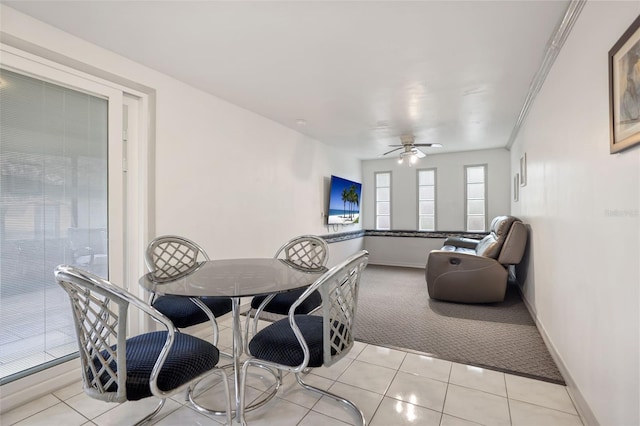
[327,175,362,225]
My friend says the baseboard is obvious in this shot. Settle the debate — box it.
[518,288,600,426]
[368,261,424,269]
[0,358,81,414]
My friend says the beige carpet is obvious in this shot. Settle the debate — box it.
[354,264,564,384]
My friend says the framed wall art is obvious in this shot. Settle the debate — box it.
[519,153,527,187]
[609,14,640,154]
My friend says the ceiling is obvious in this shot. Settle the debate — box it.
[4,1,570,159]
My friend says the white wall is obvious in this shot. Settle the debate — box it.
[152,82,362,258]
[362,148,511,231]
[364,236,444,268]
[510,3,640,425]
[326,238,365,269]
[0,6,362,262]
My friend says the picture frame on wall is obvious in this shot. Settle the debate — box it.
[514,174,519,202]
[519,153,527,187]
[609,14,640,154]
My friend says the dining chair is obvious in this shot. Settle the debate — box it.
[244,235,329,346]
[145,235,232,346]
[239,250,369,426]
[54,265,231,425]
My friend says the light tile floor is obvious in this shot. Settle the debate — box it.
[1,316,584,426]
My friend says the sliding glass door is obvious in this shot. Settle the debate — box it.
[0,51,124,384]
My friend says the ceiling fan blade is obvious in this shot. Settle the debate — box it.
[387,144,404,147]
[414,143,443,148]
[381,147,403,156]
[415,148,426,158]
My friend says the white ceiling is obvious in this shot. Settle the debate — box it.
[4,1,569,159]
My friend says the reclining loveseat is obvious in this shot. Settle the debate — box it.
[425,215,528,303]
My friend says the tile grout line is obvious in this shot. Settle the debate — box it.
[6,393,83,426]
[367,351,406,424]
[504,372,513,425]
[59,398,94,425]
[438,361,453,425]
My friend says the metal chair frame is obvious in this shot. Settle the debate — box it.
[244,235,329,346]
[238,250,369,426]
[144,235,221,345]
[54,265,231,426]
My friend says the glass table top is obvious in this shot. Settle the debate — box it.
[139,258,327,298]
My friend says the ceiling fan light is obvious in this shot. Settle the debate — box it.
[397,151,419,166]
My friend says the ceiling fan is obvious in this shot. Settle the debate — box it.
[382,135,443,164]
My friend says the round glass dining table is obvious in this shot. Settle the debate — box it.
[139,258,327,421]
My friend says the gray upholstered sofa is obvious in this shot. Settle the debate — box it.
[425,216,528,303]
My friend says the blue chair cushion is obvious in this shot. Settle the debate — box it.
[93,331,219,401]
[248,315,325,368]
[153,295,232,328]
[251,288,321,315]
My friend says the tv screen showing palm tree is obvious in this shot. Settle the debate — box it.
[328,175,362,225]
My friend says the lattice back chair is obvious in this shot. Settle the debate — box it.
[54,265,231,425]
[245,235,329,344]
[239,250,369,425]
[145,235,232,345]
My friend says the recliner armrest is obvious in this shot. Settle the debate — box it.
[442,237,480,250]
[427,250,498,270]
[425,250,508,303]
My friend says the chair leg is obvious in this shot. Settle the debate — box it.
[238,360,252,425]
[243,308,254,353]
[251,311,260,342]
[251,294,275,340]
[190,297,220,346]
[237,359,283,425]
[133,398,166,426]
[189,368,232,426]
[220,368,232,426]
[212,317,220,347]
[295,373,366,426]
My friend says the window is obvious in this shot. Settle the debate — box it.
[417,169,436,231]
[465,165,487,232]
[375,172,391,230]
